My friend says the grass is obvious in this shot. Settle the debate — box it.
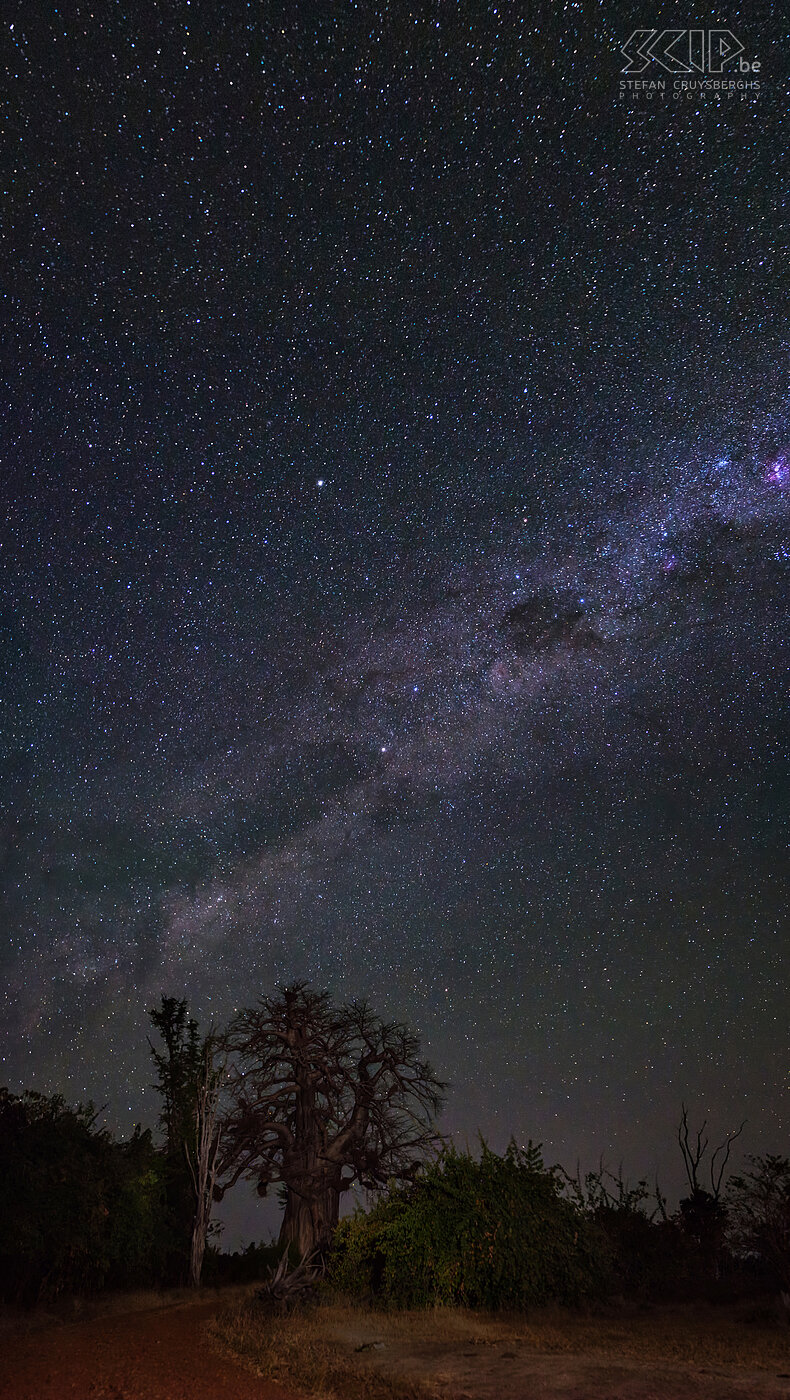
[208,1295,429,1400]
[208,1293,790,1400]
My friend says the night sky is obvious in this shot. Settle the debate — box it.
[2,2,788,1244]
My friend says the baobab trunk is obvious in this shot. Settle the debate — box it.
[275,1035,345,1254]
[278,1172,341,1253]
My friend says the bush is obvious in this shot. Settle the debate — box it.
[594,1206,710,1300]
[102,1127,172,1289]
[728,1155,790,1292]
[331,1140,609,1308]
[0,1088,170,1302]
[562,1167,712,1301]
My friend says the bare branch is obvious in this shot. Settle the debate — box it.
[678,1103,709,1194]
[218,983,445,1252]
[678,1103,746,1202]
[710,1119,746,1199]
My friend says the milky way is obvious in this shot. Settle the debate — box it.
[1,2,788,1238]
[158,456,788,981]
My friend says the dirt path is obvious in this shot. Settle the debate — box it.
[0,1299,303,1400]
[4,1298,789,1400]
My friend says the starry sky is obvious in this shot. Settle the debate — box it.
[1,1,789,1243]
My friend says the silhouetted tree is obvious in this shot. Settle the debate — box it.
[676,1104,744,1271]
[728,1154,790,1297]
[217,983,445,1254]
[148,996,202,1279]
[0,1088,167,1302]
[184,1030,225,1287]
[149,996,201,1156]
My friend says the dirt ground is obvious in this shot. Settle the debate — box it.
[211,1295,790,1400]
[3,1294,790,1400]
[343,1331,790,1399]
[327,1307,790,1400]
[0,1296,303,1400]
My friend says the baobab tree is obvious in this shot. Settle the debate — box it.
[216,984,445,1254]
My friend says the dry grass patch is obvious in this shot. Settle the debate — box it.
[209,1295,790,1400]
[506,1303,790,1369]
[208,1295,429,1399]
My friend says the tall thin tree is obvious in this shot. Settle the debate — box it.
[148,996,202,1279]
[184,1032,225,1287]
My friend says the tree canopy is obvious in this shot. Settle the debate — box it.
[217,983,445,1253]
[0,1088,168,1303]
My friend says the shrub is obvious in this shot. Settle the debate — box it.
[562,1166,710,1301]
[331,1140,609,1308]
[728,1155,790,1292]
[0,1088,170,1302]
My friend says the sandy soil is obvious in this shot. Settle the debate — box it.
[348,1336,790,1399]
[0,1297,303,1400]
[4,1295,789,1400]
[330,1312,790,1400]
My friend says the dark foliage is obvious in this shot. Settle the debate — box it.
[331,1141,609,1308]
[0,1088,169,1304]
[728,1155,790,1292]
[563,1165,721,1301]
[149,997,202,1157]
[202,1238,289,1285]
[148,995,204,1282]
